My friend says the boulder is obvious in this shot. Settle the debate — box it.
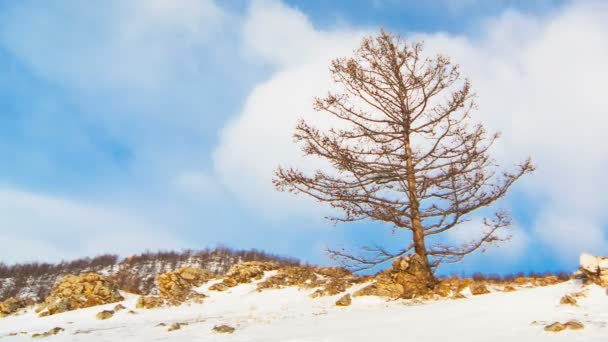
[136,295,164,309]
[0,297,31,317]
[354,254,435,299]
[544,322,566,332]
[502,285,516,292]
[257,267,321,290]
[36,273,123,316]
[156,267,215,303]
[335,294,352,306]
[210,261,279,292]
[32,327,64,338]
[564,320,584,330]
[469,283,490,295]
[225,261,278,284]
[578,253,608,287]
[212,324,236,334]
[560,295,577,306]
[96,310,114,320]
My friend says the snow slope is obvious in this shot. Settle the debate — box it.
[1,277,606,341]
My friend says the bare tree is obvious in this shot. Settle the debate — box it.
[274,31,534,277]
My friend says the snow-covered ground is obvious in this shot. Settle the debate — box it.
[1,276,607,341]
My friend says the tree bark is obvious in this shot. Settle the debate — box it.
[404,133,433,278]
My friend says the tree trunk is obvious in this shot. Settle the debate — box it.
[404,135,434,280]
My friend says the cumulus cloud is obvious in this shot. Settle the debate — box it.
[214,0,608,265]
[214,0,368,219]
[0,188,183,263]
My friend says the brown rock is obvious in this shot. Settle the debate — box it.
[354,254,435,299]
[225,261,279,284]
[560,295,577,306]
[209,282,230,292]
[502,285,516,292]
[579,254,608,287]
[315,267,352,278]
[451,293,466,300]
[114,304,126,311]
[37,273,123,316]
[257,266,321,290]
[544,322,566,332]
[96,310,114,320]
[469,283,490,295]
[32,327,64,338]
[564,320,584,330]
[168,323,182,332]
[335,294,352,306]
[136,296,164,309]
[0,297,31,317]
[213,324,236,334]
[156,267,214,304]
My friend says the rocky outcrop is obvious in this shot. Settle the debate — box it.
[257,266,360,296]
[257,266,322,290]
[210,262,279,291]
[354,254,435,299]
[0,297,31,317]
[156,267,215,303]
[36,273,123,316]
[136,295,164,309]
[578,253,608,287]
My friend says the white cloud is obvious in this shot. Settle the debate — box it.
[0,188,183,263]
[214,0,608,265]
[0,0,226,94]
[214,0,368,219]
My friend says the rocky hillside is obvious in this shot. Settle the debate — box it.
[0,248,300,302]
[0,254,605,341]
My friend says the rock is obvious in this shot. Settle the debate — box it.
[544,320,584,332]
[432,282,453,297]
[451,293,466,300]
[315,267,352,278]
[212,324,236,334]
[354,254,434,299]
[579,253,608,287]
[156,267,215,303]
[128,310,138,314]
[564,320,584,330]
[156,322,167,327]
[168,323,182,332]
[136,296,164,309]
[537,275,560,286]
[502,285,516,292]
[560,295,577,306]
[96,310,114,320]
[257,267,321,290]
[0,297,31,317]
[36,273,123,316]
[209,282,230,292]
[469,283,490,295]
[335,294,352,306]
[32,327,64,338]
[226,261,279,284]
[114,304,126,311]
[544,322,566,332]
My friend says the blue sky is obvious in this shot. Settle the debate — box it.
[0,0,606,275]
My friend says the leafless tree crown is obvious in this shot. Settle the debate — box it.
[274,31,534,272]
